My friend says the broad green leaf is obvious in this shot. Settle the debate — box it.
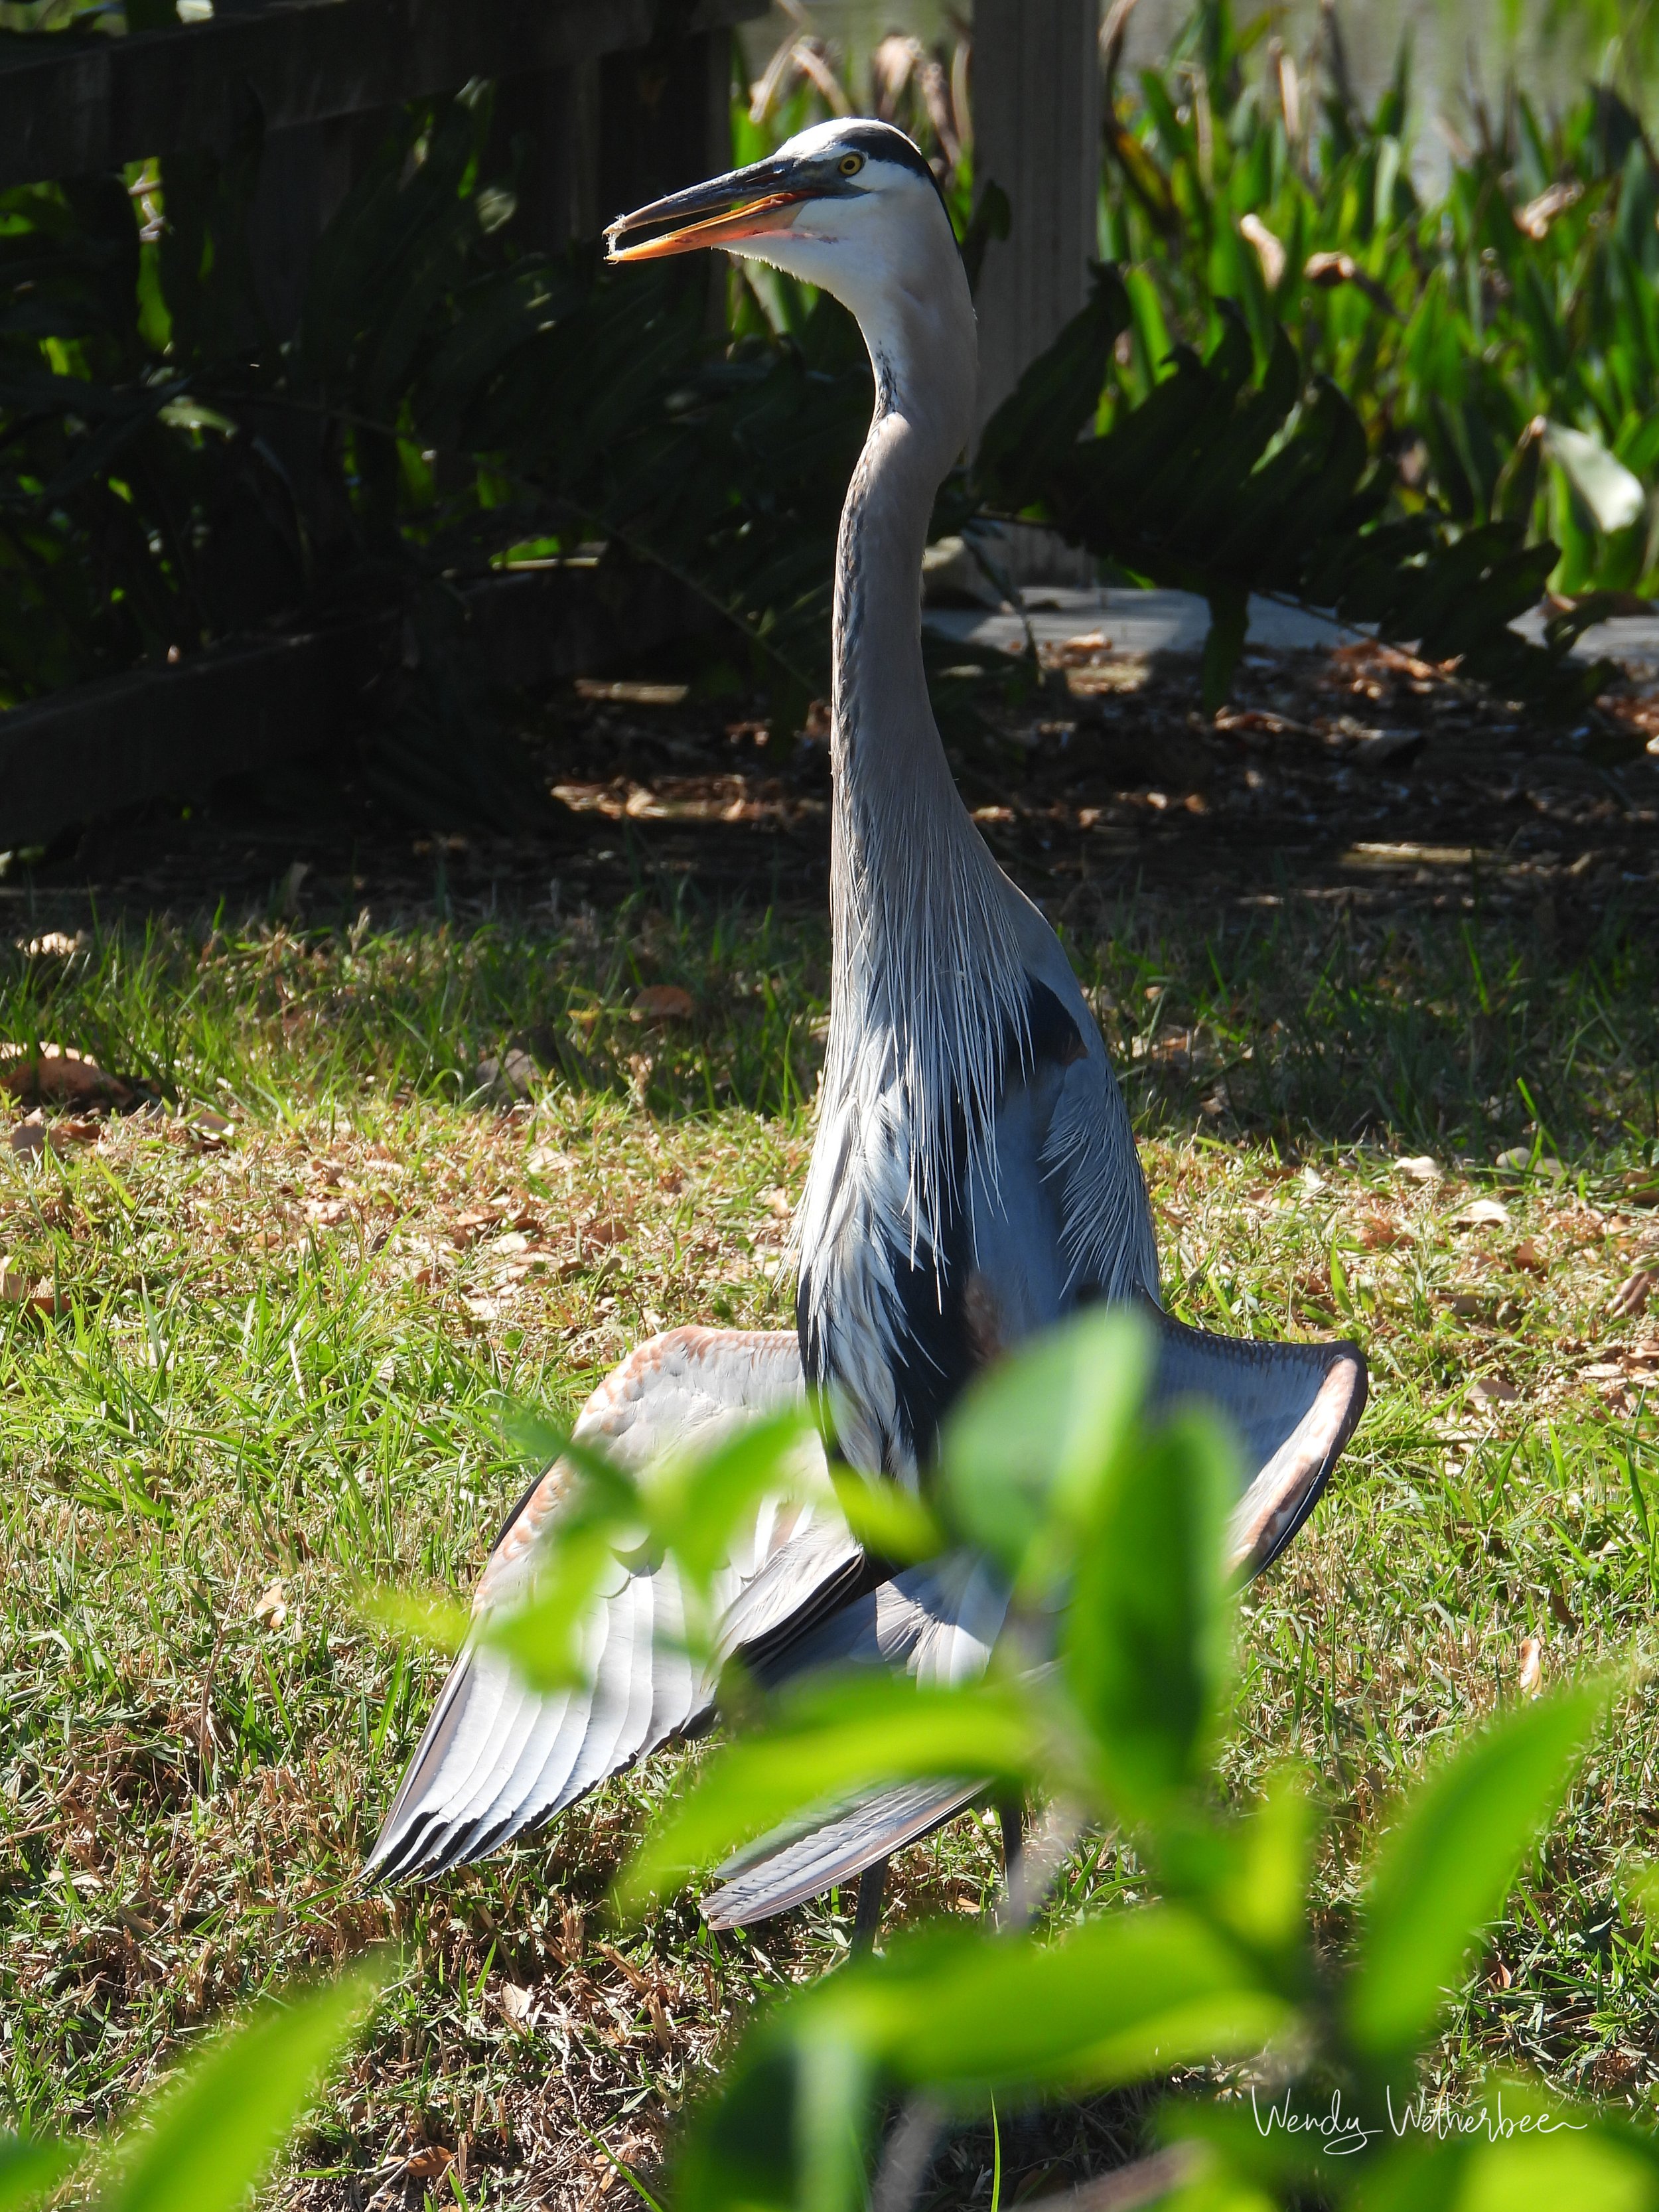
[802,1907,1286,2095]
[1158,1768,1317,1970]
[674,2043,848,2212]
[677,1912,1286,2210]
[828,1467,944,1565]
[495,1408,640,1520]
[644,1407,822,1599]
[1354,2093,1659,2212]
[106,1964,386,2212]
[939,1305,1155,1596]
[482,1521,621,1692]
[1064,1408,1238,1823]
[1347,1680,1613,2061]
[0,2138,74,2211]
[1544,421,1645,535]
[618,1674,1040,1915]
[358,1584,471,1657]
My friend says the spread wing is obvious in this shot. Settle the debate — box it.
[694,1306,1366,1927]
[365,1327,862,1884]
[701,1552,1011,1929]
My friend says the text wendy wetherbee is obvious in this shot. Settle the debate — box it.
[1250,2083,1591,2156]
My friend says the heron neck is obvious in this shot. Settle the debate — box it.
[829,390,983,916]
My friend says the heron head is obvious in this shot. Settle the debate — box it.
[605,121,970,398]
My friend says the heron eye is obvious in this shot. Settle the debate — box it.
[839,152,864,176]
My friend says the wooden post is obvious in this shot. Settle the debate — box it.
[491,62,601,250]
[972,0,1101,425]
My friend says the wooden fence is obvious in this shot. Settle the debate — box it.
[0,0,1108,851]
[0,0,762,851]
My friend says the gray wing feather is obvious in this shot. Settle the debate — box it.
[702,1779,988,1927]
[694,1553,1009,1926]
[694,1314,1366,1925]
[365,1327,840,1885]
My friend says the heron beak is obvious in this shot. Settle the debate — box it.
[605,167,815,263]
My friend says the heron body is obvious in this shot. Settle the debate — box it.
[364,122,1366,1907]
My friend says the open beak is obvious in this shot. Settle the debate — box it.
[605,163,816,263]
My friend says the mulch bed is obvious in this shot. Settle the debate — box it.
[5,633,1657,934]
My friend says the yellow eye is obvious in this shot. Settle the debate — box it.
[839,152,864,176]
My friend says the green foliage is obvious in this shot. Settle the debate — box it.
[1097,1,1659,603]
[471,1305,1639,2208]
[1348,1680,1615,2067]
[974,270,1596,715]
[3,0,1646,800]
[0,1962,384,2210]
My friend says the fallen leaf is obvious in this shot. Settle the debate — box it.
[7,1120,45,1157]
[1301,1165,1327,1195]
[252,1580,287,1631]
[762,1187,792,1220]
[632,984,695,1022]
[1518,1637,1544,1697]
[0,1256,25,1302]
[1459,1197,1510,1227]
[1396,1154,1442,1185]
[405,2146,452,2181]
[585,1215,629,1248]
[1549,1584,1579,1635]
[473,1047,539,1100]
[1358,1216,1406,1250]
[1511,1239,1547,1274]
[1469,1374,1519,1407]
[1624,1173,1659,1207]
[1496,1146,1565,1182]
[0,1042,129,1110]
[1611,1267,1655,1320]
[499,1982,535,2024]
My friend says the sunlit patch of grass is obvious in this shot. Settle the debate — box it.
[1,881,1656,2198]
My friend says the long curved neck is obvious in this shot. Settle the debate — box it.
[810,271,1030,1244]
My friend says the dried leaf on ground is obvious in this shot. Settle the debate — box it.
[1396,1154,1442,1185]
[0,1041,131,1108]
[1469,1374,1519,1408]
[253,1580,288,1631]
[1611,1268,1656,1319]
[632,985,695,1021]
[1459,1197,1510,1227]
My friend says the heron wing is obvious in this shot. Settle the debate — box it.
[364,1326,861,1884]
[1149,1303,1368,1576]
[695,1310,1365,1924]
[696,1552,1009,1926]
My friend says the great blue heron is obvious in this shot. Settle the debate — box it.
[364,122,1366,1927]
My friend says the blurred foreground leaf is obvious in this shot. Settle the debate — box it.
[1347,1680,1614,2064]
[104,1961,387,2212]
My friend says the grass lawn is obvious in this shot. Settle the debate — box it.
[3,639,1659,2205]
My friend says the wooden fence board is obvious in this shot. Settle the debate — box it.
[0,0,763,186]
[0,565,707,850]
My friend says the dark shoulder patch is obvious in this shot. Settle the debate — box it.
[1023,977,1088,1070]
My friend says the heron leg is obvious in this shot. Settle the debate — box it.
[851,1858,888,1954]
[999,1794,1025,1890]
